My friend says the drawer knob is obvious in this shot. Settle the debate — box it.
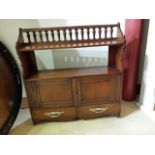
[89,108,108,113]
[44,112,64,118]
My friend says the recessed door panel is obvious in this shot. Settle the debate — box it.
[80,79,110,100]
[25,79,74,108]
[77,75,121,105]
[38,80,72,103]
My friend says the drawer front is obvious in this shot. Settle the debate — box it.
[78,103,120,119]
[77,75,121,105]
[31,107,76,123]
[25,78,74,108]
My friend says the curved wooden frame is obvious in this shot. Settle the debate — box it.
[0,41,22,135]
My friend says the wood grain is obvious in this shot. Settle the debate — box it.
[31,107,76,124]
[77,103,120,119]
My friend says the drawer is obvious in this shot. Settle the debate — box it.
[77,103,120,119]
[31,107,76,123]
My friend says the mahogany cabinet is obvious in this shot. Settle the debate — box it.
[16,23,125,124]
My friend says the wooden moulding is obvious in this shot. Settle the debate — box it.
[25,66,121,81]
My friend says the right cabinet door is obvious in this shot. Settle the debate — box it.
[77,75,121,106]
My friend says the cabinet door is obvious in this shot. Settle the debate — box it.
[25,79,74,108]
[77,75,121,105]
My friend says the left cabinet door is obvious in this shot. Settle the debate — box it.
[25,78,74,109]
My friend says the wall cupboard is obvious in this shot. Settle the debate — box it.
[16,23,125,124]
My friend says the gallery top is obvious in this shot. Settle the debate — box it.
[16,23,125,52]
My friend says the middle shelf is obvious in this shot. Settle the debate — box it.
[25,66,121,81]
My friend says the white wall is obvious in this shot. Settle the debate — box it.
[138,19,155,119]
[0,19,125,97]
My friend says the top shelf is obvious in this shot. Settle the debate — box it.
[16,23,125,52]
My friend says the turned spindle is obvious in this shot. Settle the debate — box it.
[105,27,107,39]
[63,30,67,41]
[26,32,31,43]
[81,28,84,40]
[75,29,78,40]
[87,28,90,40]
[93,28,96,40]
[51,30,55,42]
[57,30,61,41]
[69,29,72,41]
[99,27,102,39]
[33,31,37,42]
[110,27,113,38]
[45,30,49,42]
[39,31,43,42]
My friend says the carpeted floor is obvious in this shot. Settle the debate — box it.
[10,101,155,135]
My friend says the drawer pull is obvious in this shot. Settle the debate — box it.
[44,112,64,118]
[89,108,108,113]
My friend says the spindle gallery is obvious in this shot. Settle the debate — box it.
[16,23,125,124]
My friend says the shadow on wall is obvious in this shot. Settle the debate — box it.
[138,54,148,107]
[138,54,155,110]
[138,20,150,84]
[52,48,108,69]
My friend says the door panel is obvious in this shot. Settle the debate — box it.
[25,79,74,108]
[77,75,121,105]
[80,78,110,100]
[38,80,72,103]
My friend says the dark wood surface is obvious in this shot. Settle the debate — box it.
[0,42,22,134]
[31,102,120,124]
[17,39,124,52]
[31,107,76,123]
[77,75,121,106]
[21,98,29,109]
[25,74,122,123]
[77,103,120,119]
[25,66,121,81]
[0,53,13,128]
[25,79,74,109]
[16,23,125,123]
[17,51,38,78]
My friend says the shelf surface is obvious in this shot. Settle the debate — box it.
[17,38,124,52]
[25,66,121,81]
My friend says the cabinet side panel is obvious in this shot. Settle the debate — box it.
[115,45,124,72]
[17,51,38,78]
[25,81,41,109]
[108,46,116,67]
